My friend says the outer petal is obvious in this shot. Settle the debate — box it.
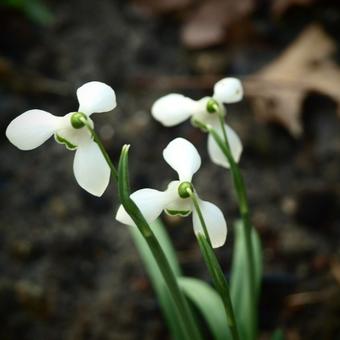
[163,137,201,182]
[151,94,199,126]
[73,140,110,196]
[208,124,242,168]
[115,188,173,227]
[192,199,227,248]
[213,78,243,103]
[6,109,61,150]
[77,81,116,116]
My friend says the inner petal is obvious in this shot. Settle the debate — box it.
[55,113,93,148]
[192,97,221,127]
[164,181,192,216]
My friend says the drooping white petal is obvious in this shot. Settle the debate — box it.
[73,140,110,196]
[207,124,242,168]
[6,109,61,151]
[115,188,173,226]
[151,94,199,126]
[163,138,201,182]
[192,199,227,248]
[213,78,243,103]
[77,81,116,116]
[163,181,193,216]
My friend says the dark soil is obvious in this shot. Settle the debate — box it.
[0,1,339,339]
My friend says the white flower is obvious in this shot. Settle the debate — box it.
[151,77,243,169]
[116,138,227,248]
[6,81,116,197]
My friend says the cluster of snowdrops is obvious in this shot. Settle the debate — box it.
[6,79,264,340]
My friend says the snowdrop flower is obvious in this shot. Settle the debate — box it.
[6,81,116,197]
[151,77,243,169]
[116,138,227,248]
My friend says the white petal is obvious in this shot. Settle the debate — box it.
[6,109,61,150]
[151,94,199,126]
[192,199,227,248]
[77,81,116,116]
[73,140,110,196]
[208,124,242,168]
[115,188,173,226]
[163,137,201,182]
[213,78,243,103]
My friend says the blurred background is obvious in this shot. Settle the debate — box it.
[0,0,339,339]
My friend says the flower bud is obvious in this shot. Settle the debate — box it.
[206,98,220,113]
[70,112,87,129]
[178,181,194,199]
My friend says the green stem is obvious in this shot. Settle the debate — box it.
[187,189,240,340]
[188,189,212,247]
[218,114,229,149]
[217,122,257,340]
[118,145,202,340]
[193,117,257,339]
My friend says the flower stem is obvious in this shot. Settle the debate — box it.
[187,188,240,340]
[215,121,257,340]
[193,117,257,339]
[188,189,212,247]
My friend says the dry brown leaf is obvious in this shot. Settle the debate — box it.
[330,259,340,285]
[181,0,254,49]
[245,25,340,137]
[271,0,315,17]
[286,291,326,309]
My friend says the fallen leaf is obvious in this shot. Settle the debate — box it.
[181,0,254,49]
[330,259,340,285]
[245,25,340,137]
[286,291,326,309]
[271,0,315,17]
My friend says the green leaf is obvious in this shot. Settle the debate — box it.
[150,219,182,276]
[271,329,284,340]
[230,220,263,339]
[179,277,232,340]
[23,0,53,25]
[119,145,186,339]
[118,146,202,340]
[1,0,53,25]
[196,234,240,340]
[118,145,154,237]
[129,219,185,339]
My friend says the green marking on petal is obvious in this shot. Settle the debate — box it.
[206,98,220,113]
[165,209,191,217]
[178,181,194,199]
[54,134,77,150]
